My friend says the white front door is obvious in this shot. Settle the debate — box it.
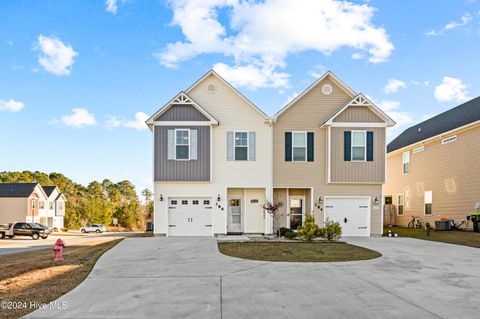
[324,197,371,237]
[168,198,213,236]
[288,196,305,230]
[227,198,243,233]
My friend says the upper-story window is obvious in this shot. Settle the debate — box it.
[292,132,307,161]
[39,201,45,209]
[175,129,190,160]
[402,151,410,173]
[49,201,54,210]
[351,131,366,161]
[235,132,248,161]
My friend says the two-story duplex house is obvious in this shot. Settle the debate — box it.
[385,96,480,228]
[42,186,66,229]
[146,70,272,236]
[147,70,395,237]
[272,72,395,236]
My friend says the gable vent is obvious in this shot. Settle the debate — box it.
[207,84,216,93]
[322,84,333,95]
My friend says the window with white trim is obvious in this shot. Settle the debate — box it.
[442,136,457,145]
[39,201,45,209]
[192,200,199,205]
[49,201,54,210]
[234,132,248,161]
[402,151,410,173]
[292,132,307,161]
[181,200,188,205]
[170,200,177,205]
[203,200,210,205]
[424,191,433,215]
[351,131,366,161]
[175,129,190,160]
[397,194,404,216]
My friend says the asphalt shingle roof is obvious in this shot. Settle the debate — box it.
[42,186,57,197]
[0,183,39,198]
[387,96,480,153]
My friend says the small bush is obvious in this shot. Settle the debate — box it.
[61,227,68,232]
[284,231,298,239]
[324,218,342,241]
[278,227,291,237]
[297,214,320,241]
[53,227,59,232]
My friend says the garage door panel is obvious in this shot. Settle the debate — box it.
[325,197,370,237]
[168,198,212,236]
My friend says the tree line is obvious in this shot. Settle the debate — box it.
[0,171,153,230]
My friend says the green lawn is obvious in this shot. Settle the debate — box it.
[218,241,381,262]
[385,226,480,248]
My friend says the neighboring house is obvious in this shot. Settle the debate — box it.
[146,70,272,236]
[272,72,395,236]
[0,183,48,224]
[147,70,395,237]
[41,186,66,229]
[385,96,480,228]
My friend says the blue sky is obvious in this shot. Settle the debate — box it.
[1,0,479,193]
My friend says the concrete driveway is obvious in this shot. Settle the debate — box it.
[28,237,480,319]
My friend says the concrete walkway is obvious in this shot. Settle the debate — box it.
[27,237,480,319]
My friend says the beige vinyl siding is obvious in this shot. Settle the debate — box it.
[333,105,384,123]
[273,75,383,235]
[385,124,480,227]
[330,127,386,183]
[0,198,28,224]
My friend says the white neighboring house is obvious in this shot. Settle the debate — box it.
[41,186,66,229]
[146,70,273,236]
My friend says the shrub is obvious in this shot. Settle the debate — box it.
[61,227,68,232]
[284,231,298,239]
[324,218,342,241]
[53,227,59,232]
[278,227,291,237]
[297,214,320,241]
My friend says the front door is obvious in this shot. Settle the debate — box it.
[228,198,243,233]
[289,196,304,230]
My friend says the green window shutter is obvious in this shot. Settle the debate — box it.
[285,132,292,161]
[367,131,374,161]
[307,132,314,162]
[344,131,351,161]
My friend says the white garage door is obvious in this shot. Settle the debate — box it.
[324,197,370,237]
[168,198,213,236]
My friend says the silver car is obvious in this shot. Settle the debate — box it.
[80,224,107,233]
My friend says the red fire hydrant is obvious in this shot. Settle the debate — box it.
[52,238,65,261]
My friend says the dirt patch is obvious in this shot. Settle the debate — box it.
[0,238,122,319]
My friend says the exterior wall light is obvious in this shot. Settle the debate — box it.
[160,194,164,202]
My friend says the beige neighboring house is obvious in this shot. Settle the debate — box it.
[0,183,48,224]
[272,72,395,236]
[385,96,480,228]
[41,186,66,229]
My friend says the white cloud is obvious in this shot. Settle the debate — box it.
[285,91,300,104]
[0,98,25,112]
[384,79,406,94]
[425,13,473,36]
[434,76,470,102]
[351,53,364,59]
[123,112,149,131]
[36,35,78,75]
[56,108,97,128]
[106,0,126,14]
[157,0,394,89]
[106,112,149,131]
[376,99,414,140]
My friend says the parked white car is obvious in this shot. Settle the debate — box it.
[80,224,107,233]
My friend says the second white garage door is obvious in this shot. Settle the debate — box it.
[168,198,213,236]
[324,197,371,237]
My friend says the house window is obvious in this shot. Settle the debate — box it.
[292,132,307,161]
[58,202,63,210]
[234,132,248,161]
[413,146,424,154]
[39,201,45,209]
[397,194,404,216]
[192,200,199,205]
[181,200,188,205]
[442,136,457,145]
[203,200,210,205]
[175,129,190,160]
[402,151,410,173]
[49,202,54,210]
[351,131,366,161]
[424,191,433,215]
[31,199,36,209]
